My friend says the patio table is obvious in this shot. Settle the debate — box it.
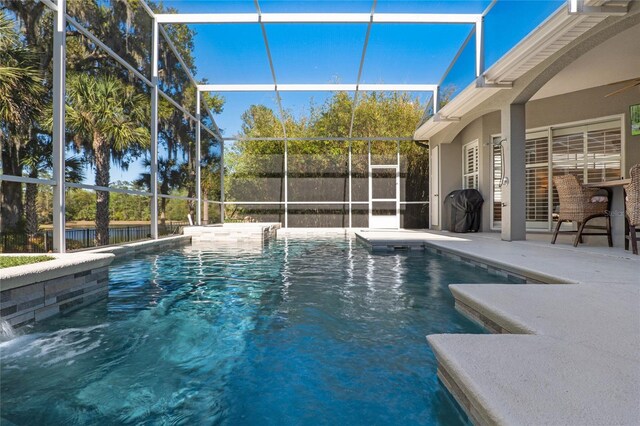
[584,179,631,248]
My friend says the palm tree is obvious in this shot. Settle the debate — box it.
[21,140,86,234]
[65,73,149,246]
[0,13,44,132]
[0,11,45,231]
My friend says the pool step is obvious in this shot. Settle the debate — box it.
[428,282,640,425]
[355,232,427,251]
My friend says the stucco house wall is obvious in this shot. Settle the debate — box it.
[429,83,639,232]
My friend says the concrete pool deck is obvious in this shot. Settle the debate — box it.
[356,230,640,425]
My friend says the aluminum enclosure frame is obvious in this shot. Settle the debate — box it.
[1,0,504,251]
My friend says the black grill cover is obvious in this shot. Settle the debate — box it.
[443,189,484,233]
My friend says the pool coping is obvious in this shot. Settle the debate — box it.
[89,235,191,259]
[0,253,115,292]
[436,357,494,426]
[354,232,566,284]
[0,236,192,328]
[442,284,640,425]
[0,235,192,290]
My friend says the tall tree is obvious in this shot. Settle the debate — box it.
[228,92,428,226]
[134,157,184,226]
[0,10,46,231]
[3,0,224,241]
[20,141,86,234]
[65,74,149,245]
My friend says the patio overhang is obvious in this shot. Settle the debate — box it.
[414,0,635,141]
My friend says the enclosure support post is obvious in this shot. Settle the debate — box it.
[196,90,202,225]
[150,18,159,239]
[348,140,352,228]
[433,86,439,115]
[475,16,485,78]
[367,141,372,225]
[220,140,225,223]
[52,0,66,253]
[284,139,289,228]
[397,140,401,229]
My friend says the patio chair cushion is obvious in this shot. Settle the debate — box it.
[590,196,608,203]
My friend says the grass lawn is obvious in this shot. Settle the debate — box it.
[0,256,54,269]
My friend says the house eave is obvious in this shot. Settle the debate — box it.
[414,0,618,141]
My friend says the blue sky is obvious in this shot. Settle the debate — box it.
[175,0,564,137]
[106,0,564,183]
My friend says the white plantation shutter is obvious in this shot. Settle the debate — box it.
[551,119,622,215]
[492,141,502,227]
[463,140,479,190]
[586,128,622,183]
[525,136,550,224]
[491,117,622,231]
[551,131,586,179]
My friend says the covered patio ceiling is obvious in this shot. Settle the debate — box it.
[531,22,640,100]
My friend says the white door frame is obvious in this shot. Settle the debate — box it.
[430,145,440,228]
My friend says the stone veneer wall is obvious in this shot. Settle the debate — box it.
[1,236,192,328]
[1,265,109,328]
[184,224,280,244]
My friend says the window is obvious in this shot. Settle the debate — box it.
[463,140,479,190]
[491,137,502,228]
[586,127,622,183]
[552,120,622,218]
[491,117,622,231]
[525,132,550,227]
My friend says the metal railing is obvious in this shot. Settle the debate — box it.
[0,232,53,253]
[158,221,189,236]
[1,221,188,253]
[66,225,152,249]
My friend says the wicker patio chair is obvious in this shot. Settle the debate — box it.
[551,174,612,247]
[624,164,640,255]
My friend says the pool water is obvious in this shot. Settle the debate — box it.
[0,238,518,425]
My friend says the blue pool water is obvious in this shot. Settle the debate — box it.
[0,238,518,425]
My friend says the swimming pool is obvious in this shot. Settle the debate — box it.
[0,238,518,425]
